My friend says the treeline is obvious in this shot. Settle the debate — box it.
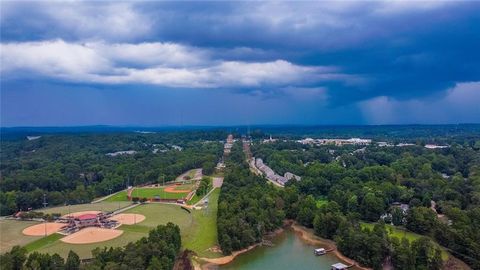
[0,223,181,270]
[0,133,223,215]
[247,124,480,144]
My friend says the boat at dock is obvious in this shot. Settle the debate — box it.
[314,248,326,255]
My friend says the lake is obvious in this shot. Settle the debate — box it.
[218,229,345,270]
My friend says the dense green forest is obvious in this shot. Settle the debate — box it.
[0,223,181,270]
[217,143,286,254]
[218,133,480,269]
[0,132,225,215]
[2,127,480,269]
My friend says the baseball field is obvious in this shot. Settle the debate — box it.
[105,183,194,202]
[10,188,221,259]
[0,201,131,254]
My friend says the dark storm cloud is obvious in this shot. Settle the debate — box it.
[1,1,479,125]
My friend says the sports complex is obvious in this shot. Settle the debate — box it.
[0,169,223,259]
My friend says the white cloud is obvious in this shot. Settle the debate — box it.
[359,82,480,124]
[1,2,151,41]
[1,40,352,89]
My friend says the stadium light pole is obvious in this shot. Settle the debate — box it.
[163,175,165,200]
[43,193,48,237]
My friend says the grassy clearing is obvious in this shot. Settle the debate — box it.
[361,222,449,259]
[361,223,421,242]
[0,220,42,253]
[41,201,132,215]
[24,234,64,252]
[183,188,221,258]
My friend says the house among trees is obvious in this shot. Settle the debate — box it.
[391,202,410,213]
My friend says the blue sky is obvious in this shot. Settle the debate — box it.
[1,1,479,126]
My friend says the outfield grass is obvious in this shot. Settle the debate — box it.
[24,233,64,252]
[174,184,194,190]
[106,187,190,202]
[361,222,449,259]
[124,204,192,229]
[36,230,146,259]
[183,188,221,258]
[41,201,132,215]
[0,220,42,253]
[131,187,189,199]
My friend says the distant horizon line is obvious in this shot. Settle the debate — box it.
[2,123,480,129]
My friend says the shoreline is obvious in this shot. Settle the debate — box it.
[197,222,371,270]
[291,223,372,270]
[196,227,284,269]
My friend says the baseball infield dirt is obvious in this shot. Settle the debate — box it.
[61,211,101,218]
[164,185,191,193]
[60,227,123,244]
[109,213,146,225]
[22,222,65,236]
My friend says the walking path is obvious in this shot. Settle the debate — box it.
[111,203,141,215]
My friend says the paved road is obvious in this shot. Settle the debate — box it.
[212,177,224,188]
[175,168,203,182]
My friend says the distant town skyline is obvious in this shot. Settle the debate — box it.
[1,1,479,126]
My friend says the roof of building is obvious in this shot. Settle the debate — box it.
[77,214,98,220]
[331,262,348,269]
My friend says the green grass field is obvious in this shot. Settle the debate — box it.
[24,234,64,253]
[361,222,448,259]
[35,230,147,259]
[132,187,189,199]
[174,184,194,190]
[187,193,202,205]
[105,187,191,202]
[183,188,221,258]
[104,191,129,202]
[0,220,42,253]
